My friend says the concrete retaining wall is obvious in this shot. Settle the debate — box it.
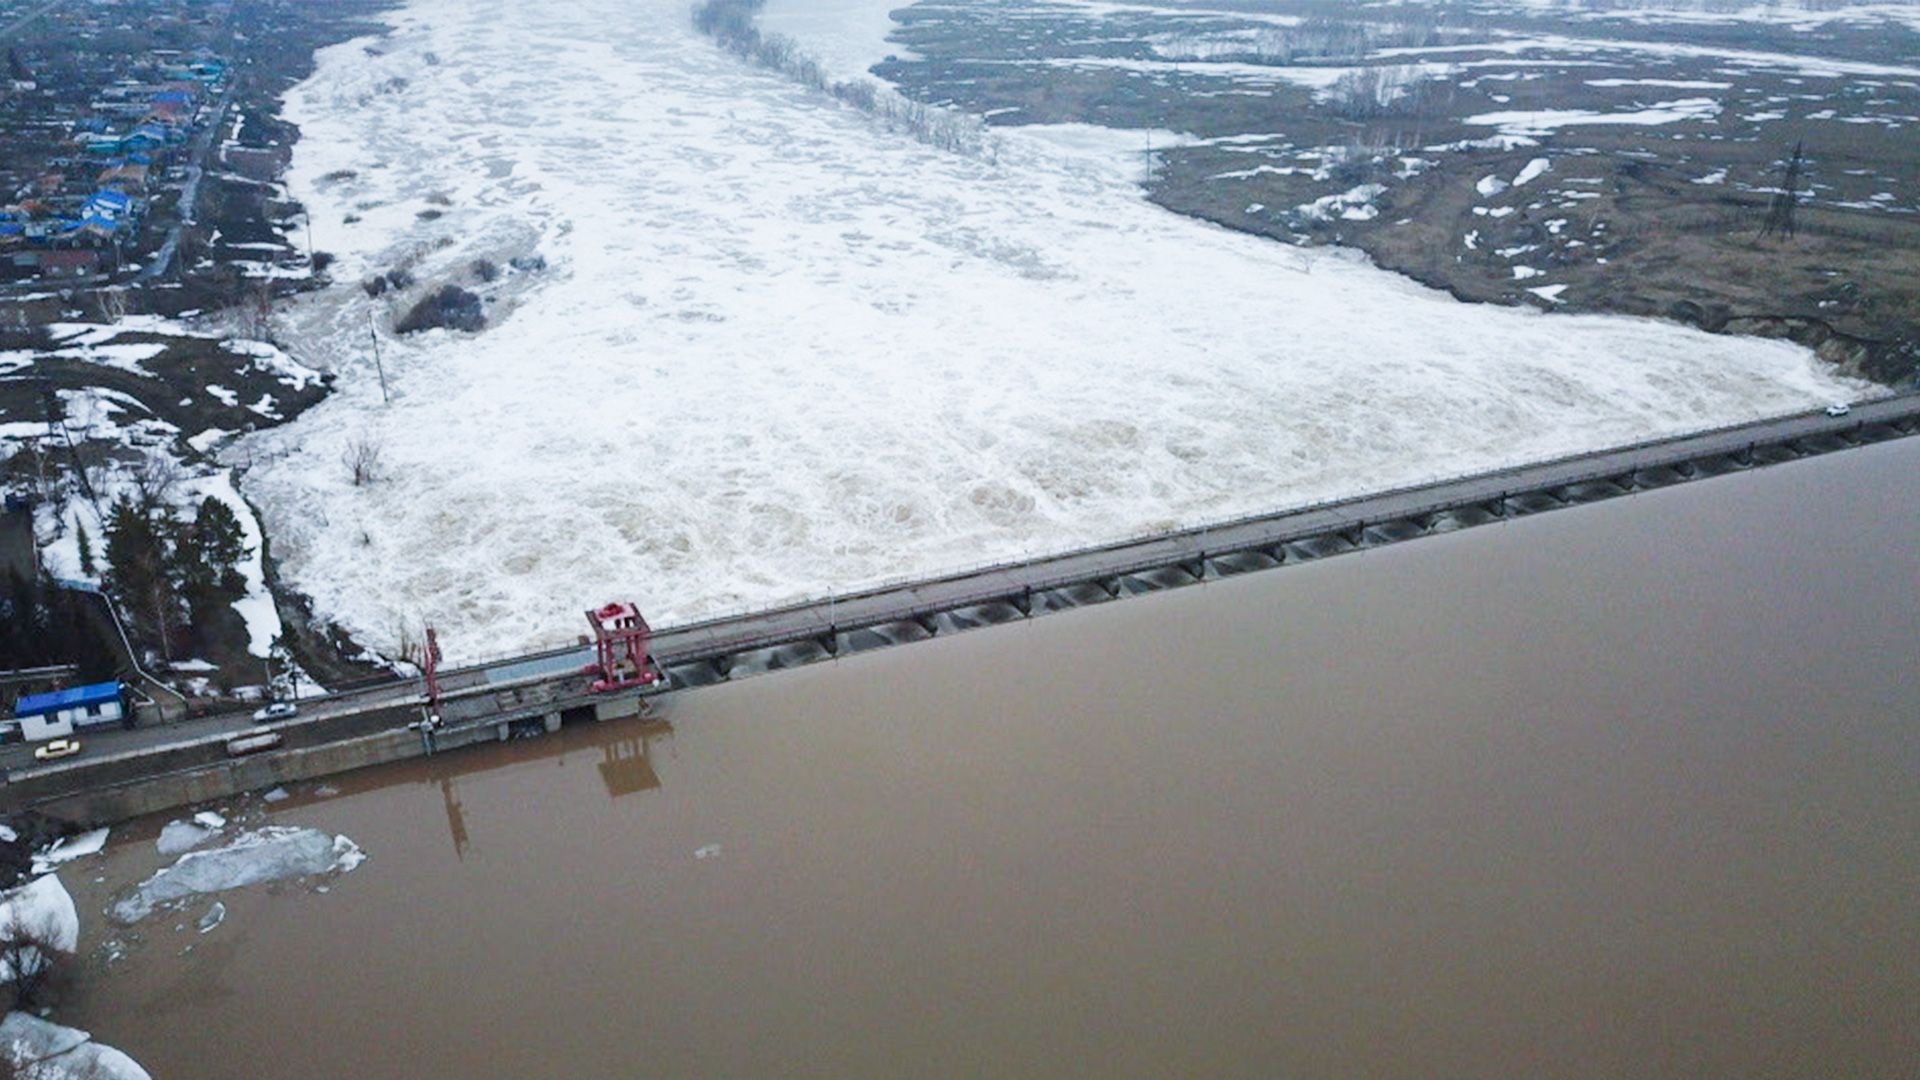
[31,727,428,827]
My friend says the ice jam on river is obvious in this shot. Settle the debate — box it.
[241,0,1868,661]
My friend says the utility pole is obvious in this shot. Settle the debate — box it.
[367,309,390,405]
[1760,141,1805,240]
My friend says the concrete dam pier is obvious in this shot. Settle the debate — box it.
[9,394,1919,826]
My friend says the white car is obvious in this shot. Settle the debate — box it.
[1825,403,1851,417]
[33,738,81,762]
[252,701,298,723]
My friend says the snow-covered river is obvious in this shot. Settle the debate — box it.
[243,0,1866,661]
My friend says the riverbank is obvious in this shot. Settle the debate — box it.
[0,0,402,706]
[868,0,1920,387]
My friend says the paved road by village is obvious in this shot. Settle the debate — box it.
[0,675,426,773]
[136,86,233,283]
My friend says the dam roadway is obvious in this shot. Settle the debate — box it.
[7,393,1919,822]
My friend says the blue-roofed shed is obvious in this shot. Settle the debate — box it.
[13,681,124,740]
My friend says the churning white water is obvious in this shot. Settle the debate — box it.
[243,0,1864,661]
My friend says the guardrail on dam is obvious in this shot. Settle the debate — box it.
[10,394,1919,824]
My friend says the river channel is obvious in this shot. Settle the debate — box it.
[57,438,1920,1078]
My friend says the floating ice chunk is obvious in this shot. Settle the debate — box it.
[1476,174,1509,197]
[193,811,227,830]
[109,827,365,925]
[0,1012,152,1080]
[157,821,218,856]
[196,901,227,934]
[0,875,79,981]
[694,844,722,860]
[32,828,109,874]
[333,835,367,873]
[1513,265,1545,280]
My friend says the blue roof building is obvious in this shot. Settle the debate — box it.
[13,681,125,740]
[80,189,134,238]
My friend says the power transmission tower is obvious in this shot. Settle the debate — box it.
[1760,141,1805,239]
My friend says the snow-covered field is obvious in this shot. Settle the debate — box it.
[242,0,1868,661]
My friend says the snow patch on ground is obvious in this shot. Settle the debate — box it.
[1464,97,1722,136]
[185,472,281,657]
[0,875,79,977]
[108,827,365,924]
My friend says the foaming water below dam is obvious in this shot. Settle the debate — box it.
[56,437,1920,1079]
[241,0,1870,662]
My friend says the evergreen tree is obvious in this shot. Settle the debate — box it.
[75,521,96,578]
[105,495,179,660]
[193,497,250,594]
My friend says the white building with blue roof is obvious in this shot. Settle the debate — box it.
[11,682,125,742]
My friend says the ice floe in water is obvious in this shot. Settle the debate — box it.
[0,1012,150,1080]
[156,819,222,856]
[109,827,364,925]
[244,0,1872,662]
[195,901,228,934]
[31,829,108,875]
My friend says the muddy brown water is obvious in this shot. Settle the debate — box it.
[54,439,1920,1078]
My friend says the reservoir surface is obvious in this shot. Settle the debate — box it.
[60,438,1919,1078]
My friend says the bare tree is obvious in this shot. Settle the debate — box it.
[128,452,183,509]
[342,435,383,486]
[390,618,423,668]
[92,288,130,324]
[0,911,71,1012]
[244,279,276,340]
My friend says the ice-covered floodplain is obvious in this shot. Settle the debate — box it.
[246,0,1868,661]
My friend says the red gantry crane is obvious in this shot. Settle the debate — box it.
[583,602,660,692]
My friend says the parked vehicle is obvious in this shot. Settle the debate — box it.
[252,701,298,723]
[1826,403,1851,417]
[33,738,82,762]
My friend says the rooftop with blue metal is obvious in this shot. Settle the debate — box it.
[14,682,121,717]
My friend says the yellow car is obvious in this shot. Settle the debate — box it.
[33,738,81,762]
